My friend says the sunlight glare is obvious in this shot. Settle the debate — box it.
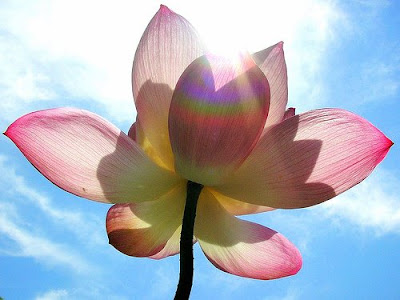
[203,34,249,62]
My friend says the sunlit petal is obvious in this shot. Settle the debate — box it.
[107,182,186,257]
[133,5,204,169]
[149,225,183,259]
[195,189,302,279]
[209,188,274,216]
[215,109,393,208]
[5,108,179,203]
[128,119,170,170]
[169,54,270,185]
[252,42,288,127]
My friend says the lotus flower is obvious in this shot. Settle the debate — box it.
[5,4,392,283]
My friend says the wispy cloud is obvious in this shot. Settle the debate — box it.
[0,201,93,273]
[317,168,400,236]
[34,286,129,300]
[35,289,69,300]
[184,0,348,112]
[358,58,400,104]
[195,253,249,298]
[149,263,177,299]
[284,0,348,111]
[0,0,350,128]
[250,167,400,261]
[0,155,105,246]
[0,154,108,275]
[265,286,303,300]
[0,0,137,125]
[352,0,390,12]
[0,33,55,103]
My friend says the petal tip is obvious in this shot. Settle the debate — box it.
[283,107,296,120]
[275,42,285,56]
[159,4,172,15]
[4,115,24,143]
[377,135,394,164]
[3,128,10,138]
[127,122,137,141]
[388,138,394,148]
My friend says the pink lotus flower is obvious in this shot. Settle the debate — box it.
[5,4,392,283]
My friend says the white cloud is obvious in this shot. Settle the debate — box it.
[34,286,130,300]
[358,58,400,104]
[172,0,348,111]
[265,286,303,300]
[35,289,69,300]
[0,0,138,124]
[352,0,390,11]
[248,167,400,261]
[317,168,400,236]
[195,252,249,297]
[261,167,400,255]
[0,155,105,246]
[149,264,177,299]
[0,34,55,125]
[0,0,349,127]
[0,202,93,273]
[2,0,394,133]
[285,0,348,111]
[0,34,54,100]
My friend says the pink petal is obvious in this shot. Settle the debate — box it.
[252,42,288,127]
[209,188,274,216]
[283,107,296,120]
[107,182,186,257]
[195,189,302,279]
[216,109,393,208]
[132,5,204,170]
[128,121,137,141]
[5,108,179,203]
[169,54,270,185]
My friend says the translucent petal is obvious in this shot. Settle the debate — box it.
[132,5,204,170]
[216,109,393,208]
[195,189,302,279]
[169,54,270,185]
[5,108,179,203]
[253,42,288,127]
[107,182,186,256]
[209,188,274,216]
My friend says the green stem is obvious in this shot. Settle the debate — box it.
[174,181,203,300]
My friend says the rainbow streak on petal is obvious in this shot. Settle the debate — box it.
[168,54,270,185]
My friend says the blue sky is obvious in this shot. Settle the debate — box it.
[0,0,399,299]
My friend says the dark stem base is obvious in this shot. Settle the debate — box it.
[174,181,203,300]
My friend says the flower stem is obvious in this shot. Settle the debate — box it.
[174,181,203,300]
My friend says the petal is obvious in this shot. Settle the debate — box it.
[5,108,179,203]
[149,225,182,259]
[127,121,137,141]
[150,226,198,260]
[283,107,296,120]
[107,182,186,257]
[133,5,204,170]
[216,109,393,209]
[252,42,288,127]
[169,54,270,185]
[195,189,302,279]
[128,119,169,170]
[209,188,274,216]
